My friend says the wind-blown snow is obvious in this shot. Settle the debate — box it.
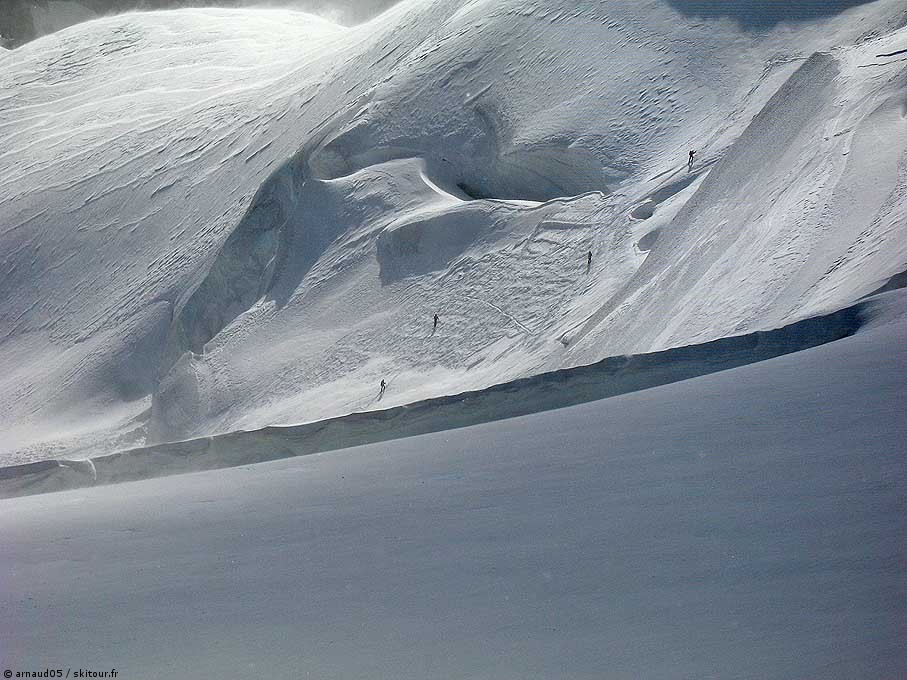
[3,6,907,673]
[0,0,402,48]
[1,0,906,463]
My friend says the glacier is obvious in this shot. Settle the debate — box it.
[1,0,906,676]
[1,0,905,465]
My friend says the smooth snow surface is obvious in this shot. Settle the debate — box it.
[3,299,906,679]
[1,0,906,465]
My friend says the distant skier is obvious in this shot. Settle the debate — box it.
[586,250,592,273]
[380,379,386,395]
[688,149,696,169]
[433,313,440,330]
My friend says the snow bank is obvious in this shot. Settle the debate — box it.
[376,202,504,282]
[0,297,873,499]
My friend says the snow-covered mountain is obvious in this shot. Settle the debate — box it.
[3,3,907,676]
[1,0,906,465]
[0,0,398,47]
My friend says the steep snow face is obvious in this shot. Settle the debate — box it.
[0,8,357,460]
[1,0,906,461]
[564,46,907,362]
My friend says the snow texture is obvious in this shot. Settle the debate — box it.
[3,3,907,674]
[0,299,864,498]
[0,0,401,48]
[0,0,907,464]
[2,290,905,679]
[2,0,906,466]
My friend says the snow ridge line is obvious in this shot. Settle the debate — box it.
[0,302,868,500]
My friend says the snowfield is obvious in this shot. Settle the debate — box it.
[2,1,907,676]
[1,0,905,464]
[2,290,906,679]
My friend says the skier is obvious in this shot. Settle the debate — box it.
[688,149,696,169]
[433,313,439,330]
[586,250,592,273]
[380,379,386,395]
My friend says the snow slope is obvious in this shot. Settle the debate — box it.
[0,298,864,497]
[1,0,906,463]
[2,290,905,679]
[0,0,400,48]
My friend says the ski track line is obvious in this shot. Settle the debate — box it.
[460,293,533,334]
